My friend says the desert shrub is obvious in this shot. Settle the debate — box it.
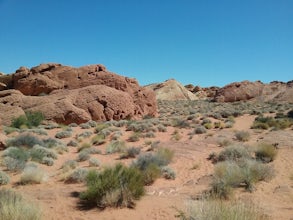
[216,145,251,163]
[211,159,275,198]
[6,133,44,148]
[77,150,91,162]
[68,123,78,127]
[55,130,72,139]
[217,138,231,147]
[80,163,144,208]
[43,137,63,148]
[161,166,176,180]
[65,168,89,183]
[194,126,207,134]
[19,128,47,136]
[2,157,26,172]
[120,147,141,159]
[11,111,44,129]
[0,189,42,220]
[76,131,93,139]
[240,159,275,191]
[95,123,110,133]
[157,124,167,132]
[41,157,54,166]
[156,148,174,166]
[203,123,213,129]
[0,171,10,185]
[224,121,234,128]
[214,121,224,129]
[211,161,243,199]
[2,146,30,161]
[178,199,269,220]
[61,160,78,172]
[172,129,182,141]
[3,126,19,135]
[53,144,68,154]
[106,140,126,154]
[91,133,106,145]
[141,163,161,185]
[172,118,190,128]
[79,123,91,129]
[235,131,250,142]
[20,166,46,184]
[143,131,156,138]
[30,145,57,162]
[89,158,100,167]
[252,116,293,130]
[77,142,91,152]
[255,143,278,163]
[67,140,78,147]
[128,132,141,142]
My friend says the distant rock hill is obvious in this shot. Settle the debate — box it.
[147,79,293,103]
[145,79,199,101]
[0,63,157,125]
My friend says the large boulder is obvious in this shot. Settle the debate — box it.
[0,85,149,125]
[146,79,198,100]
[0,63,157,125]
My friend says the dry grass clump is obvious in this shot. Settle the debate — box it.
[255,143,278,163]
[251,116,293,130]
[55,130,72,139]
[65,168,89,183]
[120,147,141,159]
[235,130,250,142]
[106,140,126,154]
[20,165,46,184]
[177,199,268,220]
[0,189,42,220]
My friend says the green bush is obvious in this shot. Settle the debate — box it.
[11,111,44,129]
[2,157,26,172]
[0,189,42,220]
[142,163,161,185]
[255,143,278,163]
[0,171,10,185]
[80,163,144,208]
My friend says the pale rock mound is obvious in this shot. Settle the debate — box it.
[146,79,198,100]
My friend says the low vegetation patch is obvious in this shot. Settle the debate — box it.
[80,164,144,208]
[0,189,42,220]
[255,143,278,163]
[176,199,268,220]
[11,111,44,129]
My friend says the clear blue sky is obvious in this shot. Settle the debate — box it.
[0,0,292,87]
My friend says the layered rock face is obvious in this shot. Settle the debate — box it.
[145,79,199,101]
[0,63,157,125]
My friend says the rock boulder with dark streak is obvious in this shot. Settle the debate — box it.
[0,63,157,125]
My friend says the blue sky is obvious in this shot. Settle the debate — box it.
[0,0,292,87]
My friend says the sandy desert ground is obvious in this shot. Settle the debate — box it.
[1,101,293,220]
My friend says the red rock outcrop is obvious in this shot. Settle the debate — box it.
[214,80,293,103]
[0,64,157,125]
